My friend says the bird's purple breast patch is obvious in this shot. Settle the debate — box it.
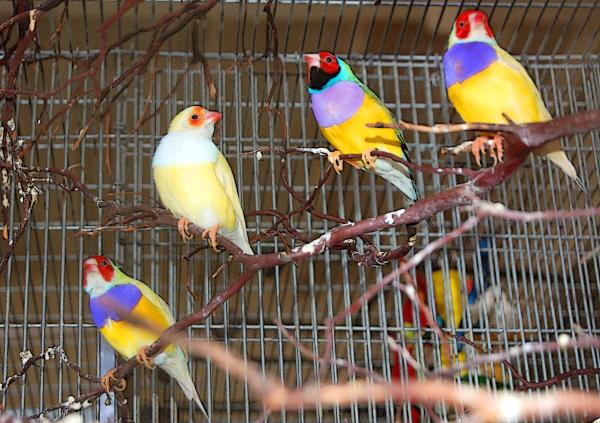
[90,284,142,328]
[443,42,498,88]
[310,81,365,128]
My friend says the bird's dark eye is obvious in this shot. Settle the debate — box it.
[101,260,108,266]
[325,57,332,63]
[459,21,465,28]
[191,114,199,120]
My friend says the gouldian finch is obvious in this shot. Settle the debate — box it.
[431,267,506,384]
[152,105,254,254]
[304,51,418,205]
[82,256,207,414]
[443,10,583,189]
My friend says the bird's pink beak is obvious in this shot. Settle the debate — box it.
[206,111,221,124]
[303,53,320,85]
[82,258,99,287]
[303,53,320,69]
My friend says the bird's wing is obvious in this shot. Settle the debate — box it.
[495,47,582,186]
[214,152,253,254]
[98,281,176,359]
[356,79,412,157]
[123,275,176,326]
[494,47,551,121]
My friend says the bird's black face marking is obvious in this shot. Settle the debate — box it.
[308,66,339,90]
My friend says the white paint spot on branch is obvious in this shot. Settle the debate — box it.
[383,209,406,225]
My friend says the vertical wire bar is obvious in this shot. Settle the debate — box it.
[391,59,416,422]
[364,61,384,423]
[563,64,592,392]
[377,1,398,58]
[296,58,311,423]
[393,1,415,56]
[298,0,315,56]
[533,1,566,57]
[15,67,29,417]
[346,0,365,57]
[409,1,431,55]
[504,0,532,53]
[330,0,345,53]
[272,61,291,423]
[56,47,75,407]
[361,3,380,59]
[99,50,116,423]
[546,63,576,387]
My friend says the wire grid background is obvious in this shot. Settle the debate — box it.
[1,1,600,422]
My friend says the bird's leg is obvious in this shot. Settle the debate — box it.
[177,218,194,242]
[327,150,344,174]
[202,224,221,253]
[361,148,377,169]
[136,346,155,369]
[100,368,127,393]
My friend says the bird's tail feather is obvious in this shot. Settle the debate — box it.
[534,140,585,191]
[371,158,435,240]
[161,354,208,418]
[373,158,418,203]
[228,227,255,255]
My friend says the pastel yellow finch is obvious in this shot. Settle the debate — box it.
[152,106,254,254]
[82,256,207,415]
[443,10,583,189]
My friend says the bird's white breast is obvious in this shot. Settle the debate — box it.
[152,132,219,167]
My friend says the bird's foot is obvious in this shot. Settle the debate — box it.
[177,218,193,242]
[489,134,504,165]
[327,150,344,174]
[136,346,155,369]
[100,368,126,393]
[471,135,504,166]
[202,224,221,253]
[361,149,377,169]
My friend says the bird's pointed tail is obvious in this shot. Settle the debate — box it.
[229,230,255,255]
[161,354,208,419]
[535,140,585,191]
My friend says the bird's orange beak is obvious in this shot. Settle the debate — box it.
[205,111,222,124]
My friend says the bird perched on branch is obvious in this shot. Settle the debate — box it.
[304,51,419,206]
[82,256,207,416]
[443,10,583,190]
[152,105,254,254]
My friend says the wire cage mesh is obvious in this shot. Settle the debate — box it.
[1,1,600,422]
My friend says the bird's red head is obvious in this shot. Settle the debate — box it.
[304,51,340,75]
[83,255,114,288]
[303,51,341,90]
[185,106,221,128]
[453,10,494,40]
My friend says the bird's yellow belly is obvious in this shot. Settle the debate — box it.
[99,295,175,359]
[320,97,404,166]
[448,61,547,124]
[100,321,162,359]
[154,164,236,232]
